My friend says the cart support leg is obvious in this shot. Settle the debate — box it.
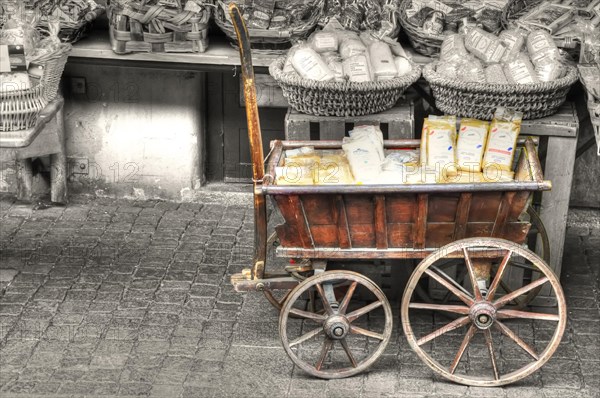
[252,191,268,280]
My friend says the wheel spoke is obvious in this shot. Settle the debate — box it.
[431,265,474,299]
[346,301,383,322]
[289,327,324,347]
[409,303,470,315]
[288,308,327,322]
[350,325,384,341]
[416,316,470,346]
[497,309,560,321]
[494,320,539,360]
[487,250,512,301]
[424,269,474,306]
[338,281,358,314]
[493,277,549,309]
[462,248,483,301]
[315,283,335,315]
[340,338,358,368]
[483,329,499,381]
[315,338,334,371]
[449,325,477,374]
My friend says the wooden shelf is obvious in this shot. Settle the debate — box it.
[69,29,432,70]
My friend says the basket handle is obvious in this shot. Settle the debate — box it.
[229,2,264,183]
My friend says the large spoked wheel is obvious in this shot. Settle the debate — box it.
[280,271,393,379]
[417,206,550,309]
[401,238,566,387]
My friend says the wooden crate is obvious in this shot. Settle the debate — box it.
[285,100,417,140]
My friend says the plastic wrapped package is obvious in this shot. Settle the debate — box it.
[309,31,339,53]
[423,11,445,35]
[534,57,567,82]
[436,60,459,80]
[440,34,468,62]
[395,56,412,77]
[368,41,397,81]
[339,37,367,59]
[485,64,508,84]
[527,30,561,67]
[498,29,525,61]
[464,28,506,64]
[504,53,539,84]
[423,116,458,178]
[482,108,523,173]
[291,46,335,81]
[315,152,355,184]
[456,118,490,172]
[457,56,485,83]
[342,126,385,184]
[342,54,373,82]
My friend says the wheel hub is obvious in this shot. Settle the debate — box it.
[469,301,496,330]
[324,315,350,340]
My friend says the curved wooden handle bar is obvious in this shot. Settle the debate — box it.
[229,3,267,279]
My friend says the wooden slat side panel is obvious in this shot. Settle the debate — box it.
[335,195,352,249]
[468,192,502,222]
[345,194,376,248]
[492,192,513,237]
[385,194,417,223]
[453,193,472,240]
[374,195,388,249]
[387,223,414,248]
[272,195,314,249]
[425,223,455,249]
[464,222,530,244]
[428,194,460,222]
[307,225,339,248]
[414,194,428,249]
[348,224,376,248]
[301,195,336,225]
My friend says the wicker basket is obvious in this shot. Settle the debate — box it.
[214,0,324,52]
[108,0,210,54]
[1,44,71,132]
[422,61,578,120]
[38,4,106,44]
[269,57,421,117]
[501,0,580,55]
[398,0,444,56]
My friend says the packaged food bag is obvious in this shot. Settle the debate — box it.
[316,152,355,184]
[424,116,458,177]
[343,54,373,82]
[499,29,526,62]
[309,31,339,53]
[483,108,523,173]
[464,28,507,64]
[342,125,385,183]
[394,56,412,77]
[339,37,367,59]
[485,64,509,84]
[291,47,335,82]
[504,53,539,84]
[456,118,490,172]
[368,41,397,81]
[440,34,468,63]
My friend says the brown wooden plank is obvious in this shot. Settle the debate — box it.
[374,195,388,250]
[348,224,376,248]
[302,195,336,225]
[334,195,352,249]
[428,194,460,222]
[492,192,513,237]
[425,223,455,249]
[387,223,414,248]
[385,194,417,223]
[273,195,313,249]
[414,194,428,249]
[308,225,339,248]
[469,192,502,222]
[344,195,375,224]
[453,193,472,240]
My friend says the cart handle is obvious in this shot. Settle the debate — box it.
[229,3,264,183]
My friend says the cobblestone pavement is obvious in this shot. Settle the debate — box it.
[0,193,598,398]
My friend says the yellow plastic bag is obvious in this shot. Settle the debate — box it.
[456,118,490,172]
[482,108,523,172]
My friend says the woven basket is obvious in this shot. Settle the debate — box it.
[501,0,580,55]
[214,0,324,52]
[1,44,71,132]
[269,57,421,117]
[108,0,210,54]
[423,61,578,120]
[39,4,106,44]
[398,0,444,56]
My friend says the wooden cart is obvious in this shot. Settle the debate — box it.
[227,4,566,387]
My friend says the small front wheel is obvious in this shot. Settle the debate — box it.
[279,271,393,379]
[401,238,567,387]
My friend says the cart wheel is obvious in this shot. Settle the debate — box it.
[280,271,393,379]
[416,206,551,309]
[401,238,566,387]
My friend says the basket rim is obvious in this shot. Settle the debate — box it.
[423,61,578,94]
[269,56,422,93]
